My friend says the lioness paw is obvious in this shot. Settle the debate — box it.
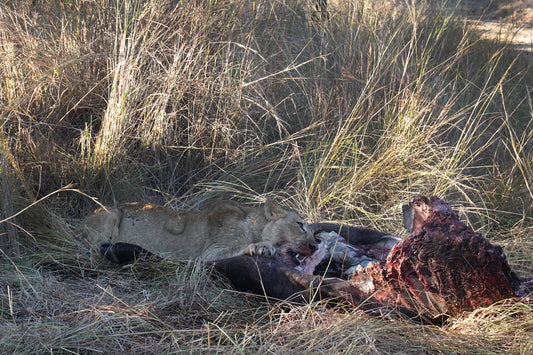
[246,242,276,258]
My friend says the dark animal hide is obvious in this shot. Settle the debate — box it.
[100,242,161,264]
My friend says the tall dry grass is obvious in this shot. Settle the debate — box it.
[0,0,532,353]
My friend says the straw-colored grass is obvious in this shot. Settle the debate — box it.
[1,0,532,353]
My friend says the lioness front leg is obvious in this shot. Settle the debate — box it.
[246,241,277,258]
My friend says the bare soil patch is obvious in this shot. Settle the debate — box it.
[445,0,533,51]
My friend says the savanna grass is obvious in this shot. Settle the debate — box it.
[0,0,532,353]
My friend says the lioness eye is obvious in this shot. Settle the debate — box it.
[297,222,306,233]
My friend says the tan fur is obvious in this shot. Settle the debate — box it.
[81,199,316,263]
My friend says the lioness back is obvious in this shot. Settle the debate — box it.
[82,199,316,264]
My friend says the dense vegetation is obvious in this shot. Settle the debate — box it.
[1,0,532,353]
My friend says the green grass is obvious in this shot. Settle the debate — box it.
[1,0,532,353]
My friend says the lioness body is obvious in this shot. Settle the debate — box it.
[82,200,316,263]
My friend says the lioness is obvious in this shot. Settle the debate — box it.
[82,199,317,265]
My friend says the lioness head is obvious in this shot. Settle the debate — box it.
[261,200,317,267]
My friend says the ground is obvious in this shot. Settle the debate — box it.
[443,0,532,51]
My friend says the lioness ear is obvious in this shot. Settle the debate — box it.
[264,199,285,221]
